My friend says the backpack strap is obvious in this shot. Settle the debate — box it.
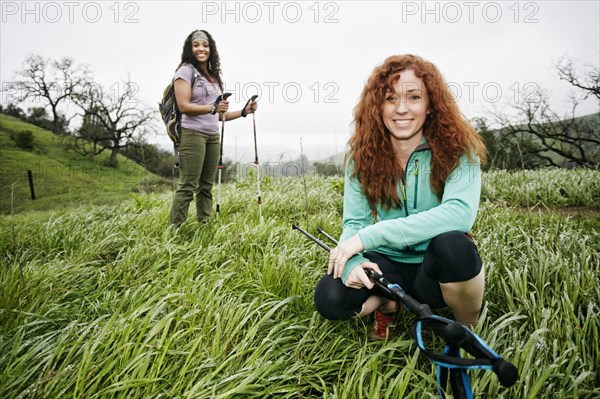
[174,63,199,87]
[186,63,199,88]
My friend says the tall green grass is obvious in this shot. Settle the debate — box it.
[1,172,599,398]
[481,168,600,208]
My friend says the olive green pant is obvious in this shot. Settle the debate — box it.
[170,128,220,226]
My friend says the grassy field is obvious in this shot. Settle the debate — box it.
[1,166,599,398]
[0,114,171,215]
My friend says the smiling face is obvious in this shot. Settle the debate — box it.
[192,40,210,64]
[381,68,430,152]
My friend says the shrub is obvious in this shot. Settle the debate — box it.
[10,130,34,149]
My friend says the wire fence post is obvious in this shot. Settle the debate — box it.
[27,170,36,200]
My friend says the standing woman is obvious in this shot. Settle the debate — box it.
[170,29,257,226]
[313,54,487,340]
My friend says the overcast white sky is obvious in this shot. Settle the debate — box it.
[1,0,599,163]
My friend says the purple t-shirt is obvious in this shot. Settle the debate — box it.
[174,64,221,134]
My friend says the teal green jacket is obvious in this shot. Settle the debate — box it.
[339,137,482,283]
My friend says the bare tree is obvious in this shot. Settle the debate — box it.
[11,54,91,134]
[490,58,599,168]
[72,78,155,167]
[555,56,600,100]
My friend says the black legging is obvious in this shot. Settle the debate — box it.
[313,231,483,320]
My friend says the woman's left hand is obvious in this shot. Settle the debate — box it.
[328,234,365,279]
[244,99,258,115]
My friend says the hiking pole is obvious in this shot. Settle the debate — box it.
[312,226,518,391]
[300,138,311,227]
[293,224,519,398]
[215,92,232,219]
[292,223,333,253]
[317,228,338,247]
[243,95,262,222]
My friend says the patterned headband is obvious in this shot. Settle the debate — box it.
[191,30,209,44]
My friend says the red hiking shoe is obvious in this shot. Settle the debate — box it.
[369,311,398,341]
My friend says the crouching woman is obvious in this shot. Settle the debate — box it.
[314,54,487,340]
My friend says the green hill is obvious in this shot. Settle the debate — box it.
[0,114,171,214]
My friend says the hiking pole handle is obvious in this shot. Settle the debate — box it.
[443,323,517,387]
[369,271,433,317]
[244,94,258,109]
[212,92,232,114]
[493,358,519,387]
[243,94,259,118]
[220,92,232,115]
[423,316,519,388]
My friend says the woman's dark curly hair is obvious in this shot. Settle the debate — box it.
[178,30,223,91]
[350,54,486,211]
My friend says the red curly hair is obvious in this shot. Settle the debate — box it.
[349,54,486,211]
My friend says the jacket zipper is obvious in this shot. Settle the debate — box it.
[401,182,409,217]
[413,159,419,209]
[388,143,429,219]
